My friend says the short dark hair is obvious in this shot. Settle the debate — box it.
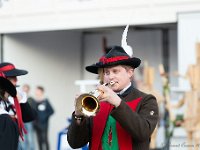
[36,86,45,92]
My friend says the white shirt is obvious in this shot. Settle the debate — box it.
[0,88,27,116]
[116,82,131,95]
[0,101,9,115]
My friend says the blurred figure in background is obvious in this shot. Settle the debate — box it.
[32,86,54,150]
[0,72,20,150]
[0,62,37,150]
[21,84,35,150]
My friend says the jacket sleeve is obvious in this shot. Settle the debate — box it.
[20,102,37,122]
[46,100,54,117]
[111,94,159,142]
[67,113,91,149]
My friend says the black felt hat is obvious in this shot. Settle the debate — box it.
[0,73,17,97]
[0,62,28,77]
[86,46,141,74]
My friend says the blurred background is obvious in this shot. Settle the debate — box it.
[1,0,200,150]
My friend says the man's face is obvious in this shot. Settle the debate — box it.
[35,88,43,100]
[7,76,18,86]
[22,85,30,94]
[103,65,134,92]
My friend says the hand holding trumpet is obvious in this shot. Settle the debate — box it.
[74,81,121,117]
[96,84,121,107]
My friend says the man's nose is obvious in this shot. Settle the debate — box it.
[108,72,115,79]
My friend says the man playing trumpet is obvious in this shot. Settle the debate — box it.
[67,26,159,150]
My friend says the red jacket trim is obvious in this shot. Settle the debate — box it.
[91,97,142,150]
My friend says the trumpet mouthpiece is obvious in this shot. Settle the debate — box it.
[103,81,115,86]
[110,81,115,85]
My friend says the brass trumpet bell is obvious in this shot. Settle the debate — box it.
[75,81,115,117]
[76,93,100,117]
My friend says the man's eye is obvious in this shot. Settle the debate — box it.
[105,72,110,75]
[113,70,118,74]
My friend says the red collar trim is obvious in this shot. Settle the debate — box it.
[91,97,143,150]
[99,56,129,64]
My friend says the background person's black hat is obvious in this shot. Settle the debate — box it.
[0,62,28,77]
[86,46,141,74]
[0,72,17,97]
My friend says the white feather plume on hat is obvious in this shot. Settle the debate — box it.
[121,24,133,57]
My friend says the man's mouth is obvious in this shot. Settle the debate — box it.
[111,81,118,86]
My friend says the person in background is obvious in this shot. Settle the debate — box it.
[32,86,54,150]
[21,84,35,150]
[0,62,37,149]
[0,72,19,150]
[0,62,37,122]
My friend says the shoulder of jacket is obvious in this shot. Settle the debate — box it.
[131,88,156,101]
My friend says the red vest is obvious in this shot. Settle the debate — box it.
[91,97,142,150]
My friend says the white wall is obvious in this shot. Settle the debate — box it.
[1,0,200,33]
[178,12,200,90]
[3,31,82,149]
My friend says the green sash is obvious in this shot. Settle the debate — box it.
[102,115,119,150]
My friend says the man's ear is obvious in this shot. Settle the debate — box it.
[128,68,134,78]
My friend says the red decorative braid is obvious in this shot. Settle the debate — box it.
[91,97,143,150]
[14,97,27,140]
[0,64,15,72]
[99,56,129,64]
[116,97,142,150]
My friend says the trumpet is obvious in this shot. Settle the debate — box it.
[75,81,115,117]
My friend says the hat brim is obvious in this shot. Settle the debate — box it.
[86,57,141,74]
[3,69,28,77]
[0,77,17,97]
